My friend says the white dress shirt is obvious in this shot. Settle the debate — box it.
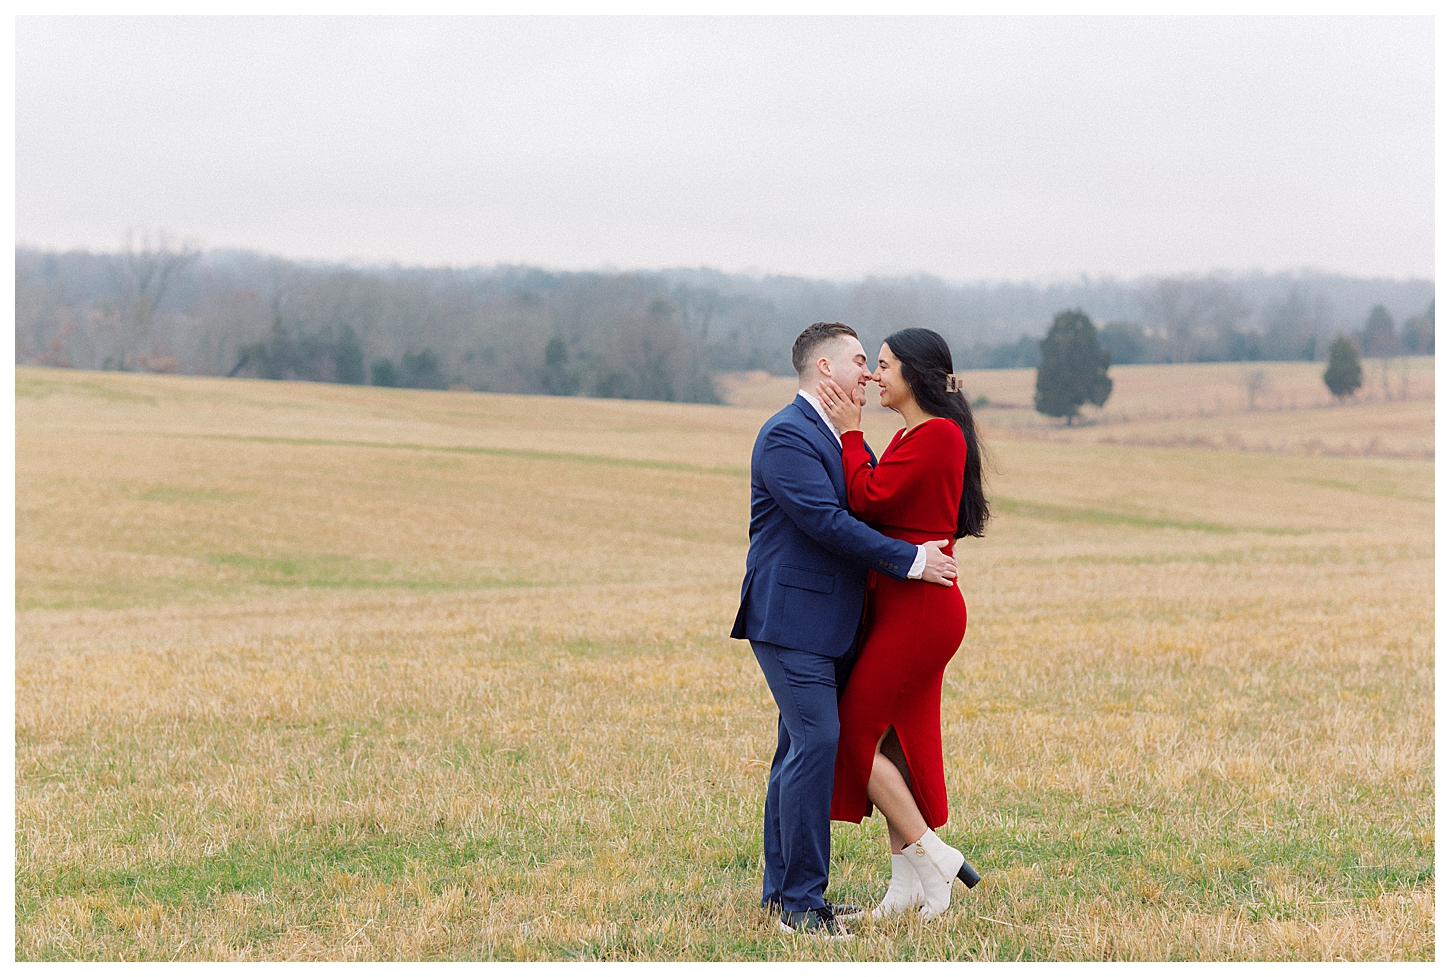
[797,389,929,580]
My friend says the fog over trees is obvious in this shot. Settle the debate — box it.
[15,243,1434,402]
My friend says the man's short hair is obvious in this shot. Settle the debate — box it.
[791,322,859,377]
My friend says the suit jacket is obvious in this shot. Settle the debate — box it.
[731,394,919,658]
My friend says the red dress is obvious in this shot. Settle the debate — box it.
[830,418,967,829]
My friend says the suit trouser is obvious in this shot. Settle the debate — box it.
[751,639,858,912]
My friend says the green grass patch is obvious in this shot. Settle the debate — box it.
[16,374,158,405]
[28,832,496,911]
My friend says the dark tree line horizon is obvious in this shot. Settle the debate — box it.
[15,241,1435,403]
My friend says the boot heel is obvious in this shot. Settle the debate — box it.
[956,861,981,888]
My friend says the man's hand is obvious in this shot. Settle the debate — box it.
[920,539,957,586]
[815,376,864,433]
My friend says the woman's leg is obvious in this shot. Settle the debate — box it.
[871,725,975,919]
[868,749,928,854]
[873,749,971,919]
[867,735,929,917]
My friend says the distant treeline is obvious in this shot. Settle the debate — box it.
[15,242,1435,401]
[972,283,1434,371]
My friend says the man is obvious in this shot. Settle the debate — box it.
[731,322,957,937]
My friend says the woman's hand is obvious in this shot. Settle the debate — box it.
[816,377,864,433]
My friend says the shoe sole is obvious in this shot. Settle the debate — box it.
[776,920,854,940]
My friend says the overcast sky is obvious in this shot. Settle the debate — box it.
[14,16,1434,282]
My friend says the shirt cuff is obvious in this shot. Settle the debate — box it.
[907,544,928,580]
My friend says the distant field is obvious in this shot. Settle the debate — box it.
[720,358,1434,458]
[15,365,1433,960]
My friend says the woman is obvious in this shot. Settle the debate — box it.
[814,327,989,920]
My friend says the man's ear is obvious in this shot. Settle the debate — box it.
[816,356,833,378]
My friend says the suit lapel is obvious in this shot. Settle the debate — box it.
[791,395,848,504]
[792,394,841,454]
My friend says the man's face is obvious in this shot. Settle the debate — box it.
[820,336,872,404]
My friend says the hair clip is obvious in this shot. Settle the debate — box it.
[945,375,962,394]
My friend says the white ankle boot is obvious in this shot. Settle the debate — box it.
[871,853,924,917]
[902,828,965,920]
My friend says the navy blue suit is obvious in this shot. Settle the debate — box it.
[731,394,918,912]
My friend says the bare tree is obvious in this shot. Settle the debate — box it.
[1141,279,1203,363]
[1141,278,1252,363]
[673,285,719,341]
[1262,287,1333,360]
[1241,366,1270,409]
[105,228,200,369]
[1360,305,1399,402]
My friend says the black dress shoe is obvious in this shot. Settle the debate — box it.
[777,905,853,939]
[765,899,861,917]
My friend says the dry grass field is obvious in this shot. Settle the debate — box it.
[14,363,1433,960]
[721,358,1435,457]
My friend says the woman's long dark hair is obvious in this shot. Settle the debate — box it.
[883,328,989,538]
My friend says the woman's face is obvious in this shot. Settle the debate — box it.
[872,343,915,413]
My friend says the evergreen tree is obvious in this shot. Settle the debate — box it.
[1099,321,1147,365]
[232,323,334,381]
[539,336,579,396]
[371,358,399,387]
[1034,309,1112,425]
[401,348,447,389]
[1401,298,1436,355]
[1323,335,1363,400]
[334,325,365,384]
[1360,305,1397,357]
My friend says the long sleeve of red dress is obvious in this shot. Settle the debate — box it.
[839,420,964,539]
